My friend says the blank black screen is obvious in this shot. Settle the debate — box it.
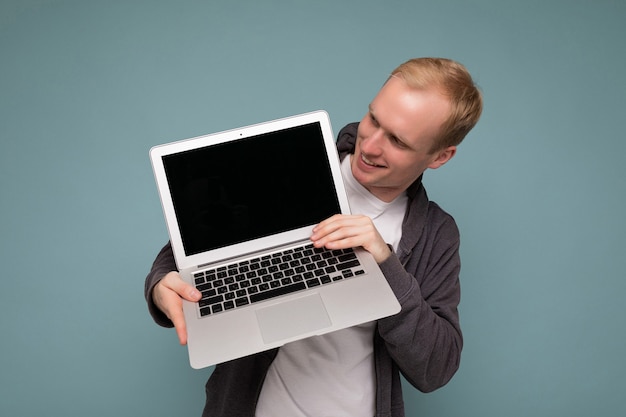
[163,122,341,256]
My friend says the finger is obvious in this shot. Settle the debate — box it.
[312,225,362,249]
[153,284,188,345]
[313,213,351,232]
[313,215,369,241]
[312,215,351,241]
[155,272,200,345]
[162,271,202,302]
[169,305,189,346]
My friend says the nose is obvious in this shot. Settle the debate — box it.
[361,128,385,155]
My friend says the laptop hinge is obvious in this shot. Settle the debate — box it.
[195,238,312,270]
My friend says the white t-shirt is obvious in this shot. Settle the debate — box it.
[255,155,407,417]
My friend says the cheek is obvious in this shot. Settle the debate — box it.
[391,153,425,175]
[400,159,430,182]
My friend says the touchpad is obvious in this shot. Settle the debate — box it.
[255,293,331,344]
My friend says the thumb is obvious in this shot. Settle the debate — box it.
[163,271,202,302]
[178,280,202,302]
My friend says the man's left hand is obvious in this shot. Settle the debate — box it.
[311,214,392,264]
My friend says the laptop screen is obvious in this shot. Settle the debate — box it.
[162,122,341,256]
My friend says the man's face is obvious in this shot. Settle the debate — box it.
[351,76,456,202]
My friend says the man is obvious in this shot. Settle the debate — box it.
[145,57,483,417]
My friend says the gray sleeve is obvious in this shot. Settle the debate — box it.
[377,210,463,392]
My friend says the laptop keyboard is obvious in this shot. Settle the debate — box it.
[193,244,365,317]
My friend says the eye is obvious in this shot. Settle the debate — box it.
[389,134,408,149]
[369,113,379,127]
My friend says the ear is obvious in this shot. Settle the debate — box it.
[428,146,457,169]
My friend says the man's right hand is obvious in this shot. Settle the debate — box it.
[152,271,202,345]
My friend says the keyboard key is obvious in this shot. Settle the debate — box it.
[200,294,223,307]
[336,259,360,271]
[338,252,357,262]
[249,282,306,303]
[306,278,321,287]
[235,297,250,307]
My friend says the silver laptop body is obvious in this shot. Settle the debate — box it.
[150,110,400,369]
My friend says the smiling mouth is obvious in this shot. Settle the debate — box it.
[361,153,387,168]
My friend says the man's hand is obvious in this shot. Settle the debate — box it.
[152,271,202,345]
[311,214,392,264]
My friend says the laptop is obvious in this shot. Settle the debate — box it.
[150,110,400,369]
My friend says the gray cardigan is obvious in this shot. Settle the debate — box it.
[144,122,463,417]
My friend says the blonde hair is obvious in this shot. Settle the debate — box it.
[390,57,483,152]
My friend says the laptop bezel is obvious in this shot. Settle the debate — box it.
[149,110,352,271]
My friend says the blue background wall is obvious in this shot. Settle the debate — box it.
[1,0,625,415]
